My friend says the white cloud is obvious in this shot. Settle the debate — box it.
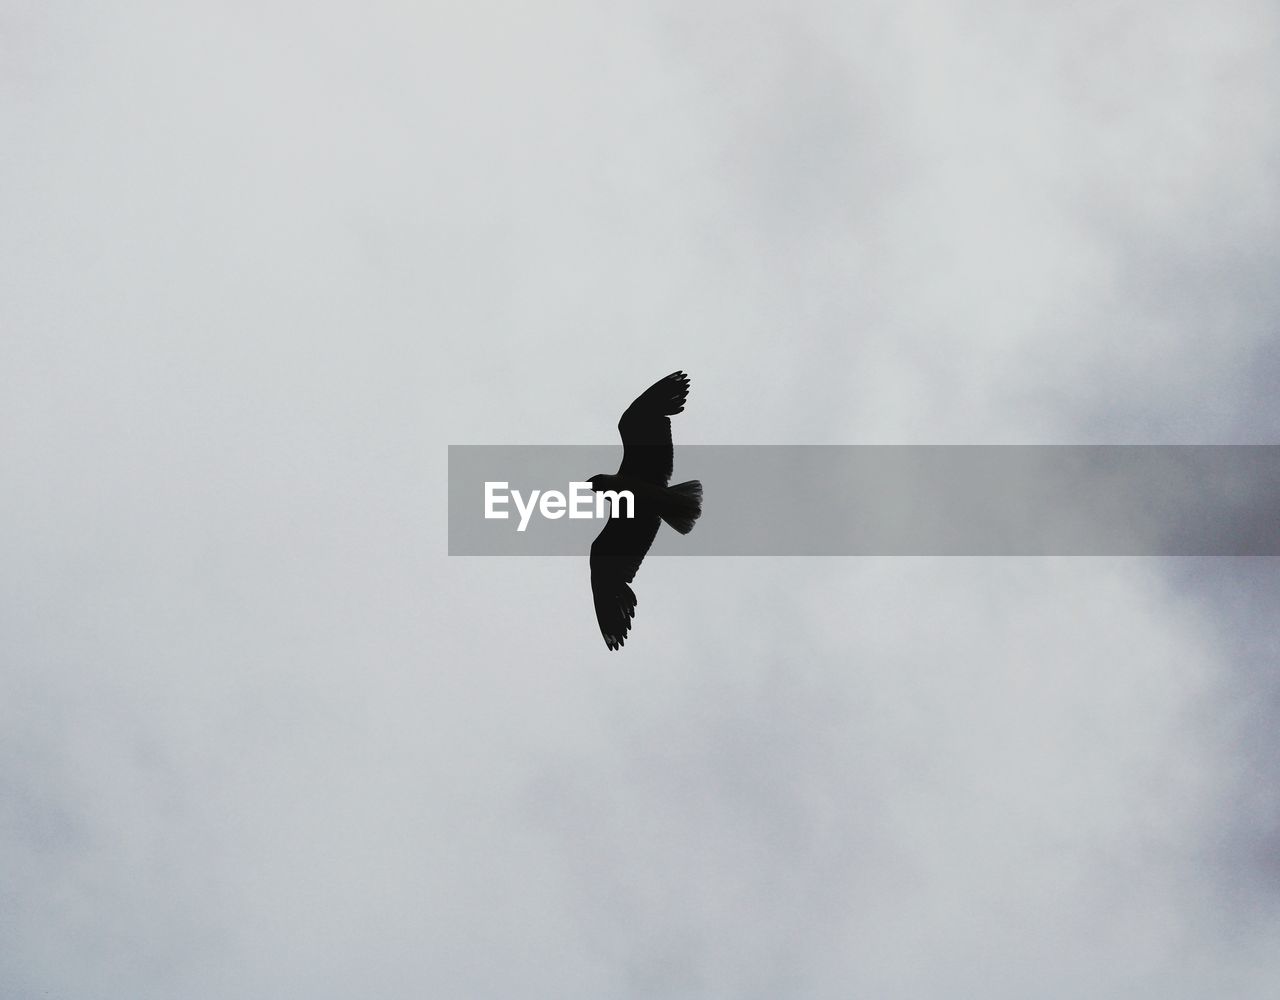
[3,1,1279,996]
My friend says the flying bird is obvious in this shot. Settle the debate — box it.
[586,371,702,650]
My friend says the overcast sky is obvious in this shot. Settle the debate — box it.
[3,2,1280,997]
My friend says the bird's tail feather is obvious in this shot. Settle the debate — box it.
[660,480,702,535]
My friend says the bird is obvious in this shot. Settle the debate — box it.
[585,371,702,650]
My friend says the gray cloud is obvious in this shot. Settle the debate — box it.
[3,1,1279,997]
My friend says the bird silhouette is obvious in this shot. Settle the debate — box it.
[585,371,702,650]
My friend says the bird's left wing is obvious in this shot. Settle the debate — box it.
[617,371,689,486]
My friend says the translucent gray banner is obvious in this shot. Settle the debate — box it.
[447,446,1280,555]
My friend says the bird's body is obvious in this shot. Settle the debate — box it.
[589,474,681,508]
[586,371,702,650]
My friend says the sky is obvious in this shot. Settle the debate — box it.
[3,1,1280,997]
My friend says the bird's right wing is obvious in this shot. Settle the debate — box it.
[589,511,661,650]
[617,371,689,486]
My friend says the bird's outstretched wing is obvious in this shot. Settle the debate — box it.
[590,512,661,650]
[617,371,689,486]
